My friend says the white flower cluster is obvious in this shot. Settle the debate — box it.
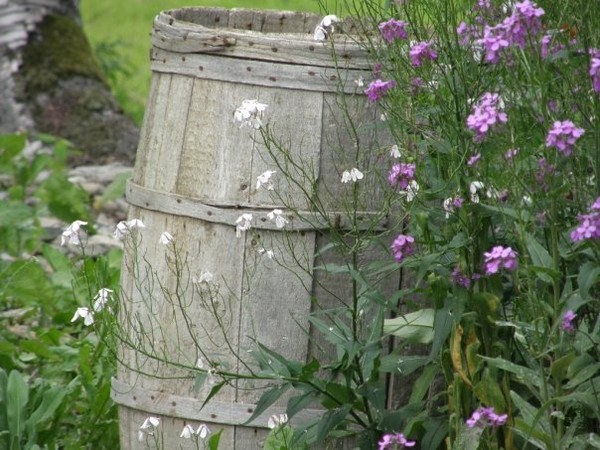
[314,15,339,41]
[234,99,268,129]
[71,288,113,326]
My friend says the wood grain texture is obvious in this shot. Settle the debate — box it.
[116,7,396,449]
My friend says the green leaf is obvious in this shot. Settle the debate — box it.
[287,392,318,419]
[200,381,226,410]
[578,262,600,300]
[480,357,542,389]
[524,232,553,269]
[551,353,576,384]
[0,134,26,166]
[510,390,553,447]
[25,385,67,438]
[6,370,29,442]
[315,405,352,444]
[473,369,505,410]
[243,384,289,426]
[207,429,223,450]
[454,423,484,450]
[383,309,435,344]
[563,363,600,390]
[409,363,440,403]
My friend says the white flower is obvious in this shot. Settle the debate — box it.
[114,219,145,240]
[93,288,113,312]
[234,99,268,129]
[71,307,94,326]
[390,144,401,159]
[341,168,364,183]
[314,14,339,41]
[61,220,88,246]
[258,248,274,259]
[354,77,364,87]
[235,213,253,238]
[196,357,205,369]
[522,195,532,207]
[380,113,388,122]
[195,270,214,284]
[470,181,485,203]
[256,170,276,190]
[443,197,454,219]
[405,180,419,202]
[267,413,288,429]
[159,231,173,245]
[138,416,160,442]
[267,209,288,229]
[180,424,194,439]
[196,424,210,439]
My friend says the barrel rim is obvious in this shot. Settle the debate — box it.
[152,7,372,69]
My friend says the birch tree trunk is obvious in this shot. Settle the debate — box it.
[0,0,138,164]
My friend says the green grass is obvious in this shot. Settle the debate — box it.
[81,1,322,124]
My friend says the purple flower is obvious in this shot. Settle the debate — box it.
[467,153,481,166]
[483,245,518,275]
[378,433,416,449]
[451,267,471,288]
[467,406,508,428]
[409,77,425,95]
[372,63,384,78]
[540,34,552,58]
[545,120,585,156]
[391,234,415,263]
[467,92,507,141]
[561,310,577,333]
[478,24,510,63]
[388,163,415,189]
[570,198,600,242]
[409,41,437,67]
[365,79,396,102]
[379,18,408,43]
[590,55,600,93]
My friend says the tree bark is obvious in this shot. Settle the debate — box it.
[0,0,138,164]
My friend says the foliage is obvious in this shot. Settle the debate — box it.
[0,133,121,449]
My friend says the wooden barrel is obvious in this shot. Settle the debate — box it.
[112,7,397,449]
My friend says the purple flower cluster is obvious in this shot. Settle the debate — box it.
[388,163,416,189]
[473,0,545,63]
[409,41,437,67]
[378,433,415,449]
[451,267,471,288]
[545,120,585,156]
[561,310,577,333]
[570,197,600,242]
[483,245,518,275]
[590,53,600,93]
[467,153,481,166]
[466,92,507,141]
[378,18,408,43]
[365,79,396,102]
[391,234,415,263]
[466,406,508,428]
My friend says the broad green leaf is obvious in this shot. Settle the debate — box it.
[0,134,26,166]
[551,353,575,383]
[510,390,552,445]
[454,423,484,450]
[25,385,68,439]
[243,384,289,426]
[314,405,352,444]
[480,357,542,389]
[473,369,505,410]
[208,429,223,450]
[6,370,28,441]
[263,425,307,450]
[578,262,600,300]
[383,308,434,344]
[287,392,317,419]
[524,232,553,269]
[563,363,600,390]
[409,363,440,403]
